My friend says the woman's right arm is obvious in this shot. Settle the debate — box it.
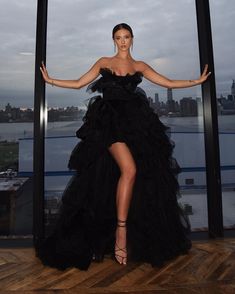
[40,57,106,89]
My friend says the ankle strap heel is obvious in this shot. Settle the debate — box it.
[114,219,127,265]
[117,219,126,227]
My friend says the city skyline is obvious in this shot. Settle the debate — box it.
[2,76,235,121]
[0,0,234,108]
[1,78,234,111]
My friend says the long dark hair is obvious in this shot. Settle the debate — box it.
[112,23,134,39]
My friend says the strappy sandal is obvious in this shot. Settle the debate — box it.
[114,219,127,265]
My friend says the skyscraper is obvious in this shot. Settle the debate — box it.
[180,97,198,116]
[167,88,175,113]
[154,93,159,104]
[231,79,235,99]
[167,88,173,102]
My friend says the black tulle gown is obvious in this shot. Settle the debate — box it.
[35,67,192,271]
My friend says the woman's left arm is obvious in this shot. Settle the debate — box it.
[139,62,211,89]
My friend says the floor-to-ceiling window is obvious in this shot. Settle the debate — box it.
[40,0,209,235]
[1,0,234,243]
[0,1,37,238]
[210,0,235,231]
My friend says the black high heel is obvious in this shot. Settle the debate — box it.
[114,219,127,265]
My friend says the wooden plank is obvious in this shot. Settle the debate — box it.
[72,261,124,288]
[108,263,153,287]
[47,259,115,290]
[0,239,234,293]
[4,263,46,290]
[91,262,140,287]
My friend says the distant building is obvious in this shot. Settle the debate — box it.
[147,96,154,107]
[218,92,235,115]
[154,93,159,104]
[231,79,235,99]
[166,88,177,113]
[167,88,173,101]
[180,97,198,116]
[5,103,12,113]
[4,103,21,122]
[167,100,175,113]
[228,94,234,101]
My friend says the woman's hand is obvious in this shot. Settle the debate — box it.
[40,61,51,84]
[198,64,211,84]
[138,61,212,89]
[38,59,101,89]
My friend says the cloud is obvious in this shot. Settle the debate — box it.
[0,0,234,108]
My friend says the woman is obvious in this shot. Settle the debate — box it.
[37,23,211,270]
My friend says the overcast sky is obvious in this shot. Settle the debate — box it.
[0,0,234,109]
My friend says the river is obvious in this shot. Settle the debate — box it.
[0,115,235,142]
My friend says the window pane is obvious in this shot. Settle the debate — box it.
[44,0,208,234]
[0,1,36,237]
[210,1,235,230]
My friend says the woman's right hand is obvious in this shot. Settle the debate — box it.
[40,61,51,83]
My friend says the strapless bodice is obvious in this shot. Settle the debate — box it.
[86,67,144,100]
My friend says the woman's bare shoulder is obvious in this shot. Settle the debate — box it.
[92,56,115,70]
[134,60,150,72]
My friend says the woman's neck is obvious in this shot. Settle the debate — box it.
[115,51,132,60]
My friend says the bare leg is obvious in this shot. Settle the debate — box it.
[108,142,136,264]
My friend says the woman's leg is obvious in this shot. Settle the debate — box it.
[108,142,136,264]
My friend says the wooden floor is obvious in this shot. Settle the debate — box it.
[0,238,235,294]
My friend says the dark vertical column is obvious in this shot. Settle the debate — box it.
[33,0,48,246]
[195,0,223,237]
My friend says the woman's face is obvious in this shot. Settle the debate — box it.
[113,29,133,51]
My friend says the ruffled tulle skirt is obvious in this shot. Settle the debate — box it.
[35,90,192,271]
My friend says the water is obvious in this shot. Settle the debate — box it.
[161,115,235,132]
[1,115,235,142]
[0,120,83,141]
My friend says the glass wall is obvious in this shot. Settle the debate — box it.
[43,0,208,234]
[210,1,235,230]
[0,1,36,237]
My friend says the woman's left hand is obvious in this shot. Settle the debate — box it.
[198,64,211,84]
